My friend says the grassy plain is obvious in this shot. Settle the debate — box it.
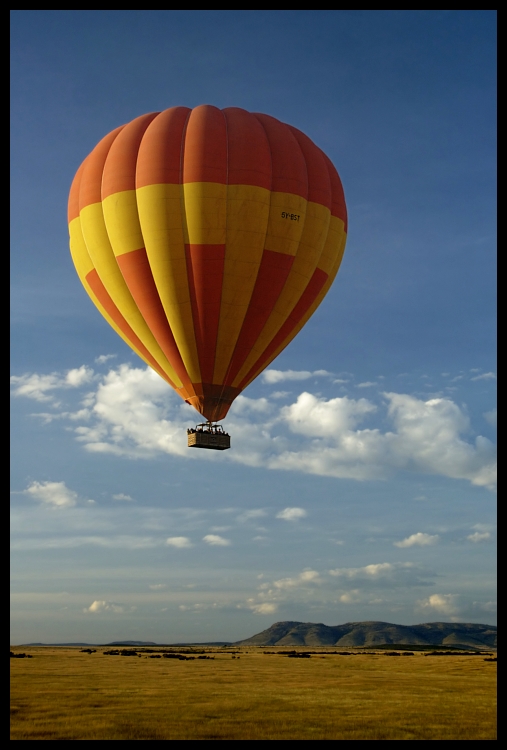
[10,646,497,740]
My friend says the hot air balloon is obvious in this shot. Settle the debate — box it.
[68,106,347,450]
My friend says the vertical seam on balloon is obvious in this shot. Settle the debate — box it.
[227,117,309,388]
[82,128,120,321]
[287,128,330,295]
[215,107,230,422]
[218,113,274,399]
[320,151,336,273]
[179,108,201,391]
[105,116,182,387]
[133,113,193,394]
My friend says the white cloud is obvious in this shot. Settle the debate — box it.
[328,562,434,588]
[15,363,496,490]
[417,593,459,616]
[65,366,94,387]
[73,365,189,458]
[95,354,117,364]
[339,590,361,604]
[85,600,125,614]
[249,602,278,615]
[330,562,396,578]
[357,381,377,388]
[203,534,230,546]
[24,480,78,508]
[11,367,94,402]
[11,373,64,402]
[166,537,193,548]
[273,570,321,589]
[467,531,491,543]
[280,392,376,437]
[148,584,167,590]
[471,372,496,381]
[112,493,134,502]
[276,507,307,521]
[245,569,322,613]
[231,396,271,414]
[262,369,332,384]
[383,393,496,490]
[394,532,439,548]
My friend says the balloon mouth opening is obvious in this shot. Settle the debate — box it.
[184,384,240,422]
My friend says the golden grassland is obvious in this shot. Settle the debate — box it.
[10,646,497,740]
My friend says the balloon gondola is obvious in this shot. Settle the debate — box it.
[187,423,230,451]
[68,106,347,449]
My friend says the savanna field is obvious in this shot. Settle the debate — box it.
[10,646,497,740]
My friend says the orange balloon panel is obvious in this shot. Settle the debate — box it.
[68,106,347,422]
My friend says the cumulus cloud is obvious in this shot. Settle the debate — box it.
[23,480,79,508]
[246,569,322,613]
[262,369,332,384]
[384,393,496,490]
[166,537,193,548]
[329,562,434,588]
[85,600,126,614]
[417,593,459,616]
[112,493,134,502]
[11,367,94,402]
[357,381,377,388]
[203,534,230,546]
[280,393,376,437]
[65,367,94,387]
[467,531,491,543]
[276,507,307,521]
[231,396,271,414]
[394,532,439,548]
[273,570,321,589]
[471,372,496,381]
[330,562,396,578]
[249,602,278,615]
[339,590,361,604]
[95,354,117,364]
[11,373,64,402]
[14,363,496,490]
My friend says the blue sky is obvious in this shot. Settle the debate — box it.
[11,11,496,644]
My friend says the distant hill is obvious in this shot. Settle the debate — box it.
[20,640,232,647]
[22,642,90,647]
[234,621,497,650]
[106,641,158,646]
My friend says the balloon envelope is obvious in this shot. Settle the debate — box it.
[68,106,347,422]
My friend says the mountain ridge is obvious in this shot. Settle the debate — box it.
[233,620,497,649]
[16,621,496,649]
